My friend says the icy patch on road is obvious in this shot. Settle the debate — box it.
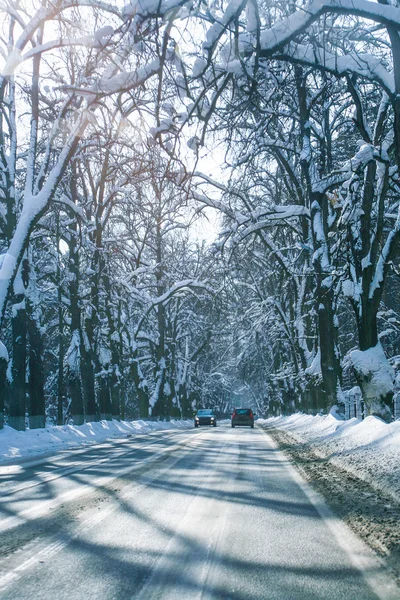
[0,419,193,465]
[258,413,400,502]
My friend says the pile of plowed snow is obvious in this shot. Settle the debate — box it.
[258,413,400,501]
[0,419,193,464]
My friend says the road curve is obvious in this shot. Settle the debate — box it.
[0,424,398,600]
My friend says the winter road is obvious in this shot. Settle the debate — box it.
[0,424,398,600]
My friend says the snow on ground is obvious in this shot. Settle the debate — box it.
[0,419,193,465]
[259,413,400,502]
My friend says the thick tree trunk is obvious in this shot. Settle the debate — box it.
[67,335,84,426]
[81,338,97,423]
[180,383,190,418]
[69,374,84,424]
[57,301,65,426]
[56,217,65,425]
[102,273,121,421]
[98,367,112,421]
[110,368,120,420]
[353,343,393,422]
[65,169,85,425]
[9,301,27,430]
[130,351,149,418]
[150,367,167,418]
[139,391,149,419]
[67,333,84,424]
[81,374,95,419]
[351,343,393,422]
[152,213,167,418]
[349,159,393,420]
[27,308,45,429]
[120,386,125,421]
[352,290,393,421]
[66,303,85,426]
[68,386,84,425]
[357,304,378,351]
[317,295,341,410]
[311,193,342,410]
[302,385,317,415]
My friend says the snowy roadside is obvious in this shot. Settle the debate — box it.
[258,413,400,584]
[0,419,193,465]
[258,413,400,502]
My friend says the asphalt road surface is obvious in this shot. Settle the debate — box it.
[0,424,398,600]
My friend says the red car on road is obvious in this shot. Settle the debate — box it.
[231,408,254,428]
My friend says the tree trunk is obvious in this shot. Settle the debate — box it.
[67,333,84,424]
[351,342,393,422]
[352,305,393,420]
[98,365,112,421]
[56,215,65,425]
[180,383,190,418]
[27,307,45,429]
[357,302,379,351]
[99,385,112,421]
[80,364,96,421]
[311,193,342,410]
[130,349,149,418]
[110,368,120,420]
[64,167,85,425]
[120,383,126,421]
[348,156,393,419]
[69,374,84,424]
[317,297,340,410]
[139,390,149,419]
[67,331,85,426]
[0,346,7,429]
[65,290,85,424]
[102,273,121,421]
[152,209,167,417]
[150,366,167,418]
[81,336,97,423]
[9,300,27,430]
[57,299,65,426]
[67,332,84,426]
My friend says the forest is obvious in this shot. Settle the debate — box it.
[1,0,400,429]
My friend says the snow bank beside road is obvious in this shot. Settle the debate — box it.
[258,413,400,502]
[0,419,193,465]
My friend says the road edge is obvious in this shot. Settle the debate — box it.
[258,425,400,600]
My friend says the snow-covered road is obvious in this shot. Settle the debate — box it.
[0,425,398,599]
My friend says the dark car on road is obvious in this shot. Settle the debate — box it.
[231,408,254,428]
[194,409,217,427]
